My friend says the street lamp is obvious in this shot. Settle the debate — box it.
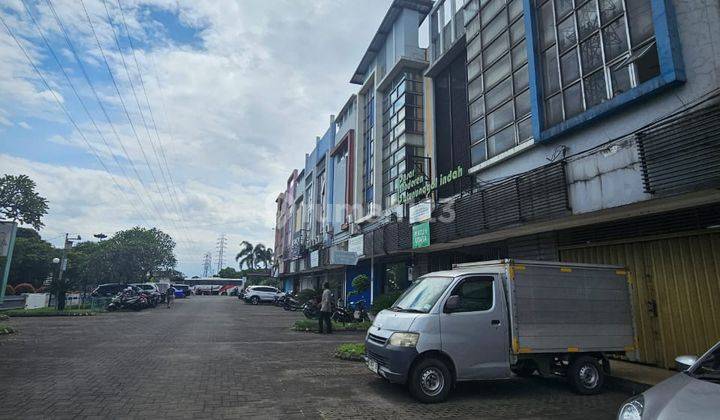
[55,234,81,310]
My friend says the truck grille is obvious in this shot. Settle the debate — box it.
[367,333,387,346]
[366,350,389,368]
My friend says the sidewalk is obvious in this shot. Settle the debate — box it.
[608,360,676,394]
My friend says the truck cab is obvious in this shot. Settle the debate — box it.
[365,260,634,403]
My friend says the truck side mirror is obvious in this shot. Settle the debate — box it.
[445,295,461,313]
[675,355,698,371]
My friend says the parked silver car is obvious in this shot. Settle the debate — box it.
[243,286,283,305]
[618,340,720,420]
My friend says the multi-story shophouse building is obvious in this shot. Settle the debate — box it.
[410,0,720,369]
[274,0,720,369]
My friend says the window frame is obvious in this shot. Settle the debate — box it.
[447,275,496,313]
[526,0,685,143]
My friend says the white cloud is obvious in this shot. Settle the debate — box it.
[0,0,393,275]
[17,121,30,129]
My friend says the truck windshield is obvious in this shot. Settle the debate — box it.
[391,276,454,313]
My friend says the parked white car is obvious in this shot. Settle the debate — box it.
[243,286,283,305]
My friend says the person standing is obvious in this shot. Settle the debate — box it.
[166,285,175,309]
[318,282,332,334]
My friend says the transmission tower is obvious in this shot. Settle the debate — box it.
[202,252,212,277]
[216,234,227,274]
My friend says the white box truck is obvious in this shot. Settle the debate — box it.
[365,260,636,403]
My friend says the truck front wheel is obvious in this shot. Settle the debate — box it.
[408,357,453,403]
[568,356,604,395]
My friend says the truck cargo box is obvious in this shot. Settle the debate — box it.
[456,260,635,355]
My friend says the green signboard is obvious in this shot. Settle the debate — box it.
[412,221,430,249]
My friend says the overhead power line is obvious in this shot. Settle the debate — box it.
[39,0,162,229]
[0,12,150,227]
[114,0,195,247]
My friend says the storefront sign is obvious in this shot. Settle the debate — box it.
[329,248,359,266]
[412,222,430,249]
[348,234,364,255]
[397,165,465,204]
[310,250,319,267]
[409,200,432,224]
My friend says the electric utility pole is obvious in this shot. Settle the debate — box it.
[216,234,227,274]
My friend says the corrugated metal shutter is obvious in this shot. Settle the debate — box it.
[560,232,720,368]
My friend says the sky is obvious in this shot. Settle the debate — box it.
[0,0,394,277]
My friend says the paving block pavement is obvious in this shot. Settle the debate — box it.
[0,297,632,419]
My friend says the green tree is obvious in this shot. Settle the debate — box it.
[6,228,56,287]
[253,244,273,269]
[84,227,177,285]
[235,241,255,270]
[216,267,243,278]
[0,174,49,230]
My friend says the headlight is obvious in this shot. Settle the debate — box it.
[618,395,644,420]
[388,332,419,347]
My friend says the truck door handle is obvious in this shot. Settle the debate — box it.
[491,320,501,326]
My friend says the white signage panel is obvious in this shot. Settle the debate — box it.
[348,235,364,256]
[310,250,320,267]
[409,200,432,225]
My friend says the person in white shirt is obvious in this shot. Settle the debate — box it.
[318,282,332,334]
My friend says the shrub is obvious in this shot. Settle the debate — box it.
[13,283,36,294]
[5,284,15,296]
[296,288,319,304]
[334,343,366,361]
[371,291,403,314]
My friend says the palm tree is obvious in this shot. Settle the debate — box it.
[253,245,273,269]
[235,241,255,270]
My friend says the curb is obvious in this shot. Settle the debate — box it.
[606,375,652,394]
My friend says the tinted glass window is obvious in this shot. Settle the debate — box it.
[450,276,494,312]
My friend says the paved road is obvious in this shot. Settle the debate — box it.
[0,297,630,419]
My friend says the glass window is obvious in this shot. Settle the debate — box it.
[488,125,516,157]
[537,0,659,128]
[470,119,486,141]
[449,276,494,312]
[515,89,531,117]
[557,16,577,52]
[510,18,525,44]
[484,33,510,67]
[482,11,508,46]
[469,97,485,121]
[584,70,607,107]
[486,100,514,134]
[517,117,532,142]
[486,77,513,110]
[539,1,556,49]
[561,48,581,85]
[543,48,560,95]
[555,0,574,19]
[603,19,628,61]
[577,0,599,39]
[466,1,530,165]
[484,54,511,89]
[392,276,455,313]
[599,0,624,23]
[611,65,632,95]
[563,82,584,117]
[471,140,487,164]
[627,0,654,46]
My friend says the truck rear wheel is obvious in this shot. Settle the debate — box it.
[408,357,453,403]
[568,356,604,395]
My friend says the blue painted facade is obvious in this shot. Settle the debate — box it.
[345,262,371,307]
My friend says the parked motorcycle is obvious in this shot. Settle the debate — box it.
[302,300,320,319]
[331,305,354,323]
[282,294,302,311]
[106,289,147,311]
[350,299,370,322]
